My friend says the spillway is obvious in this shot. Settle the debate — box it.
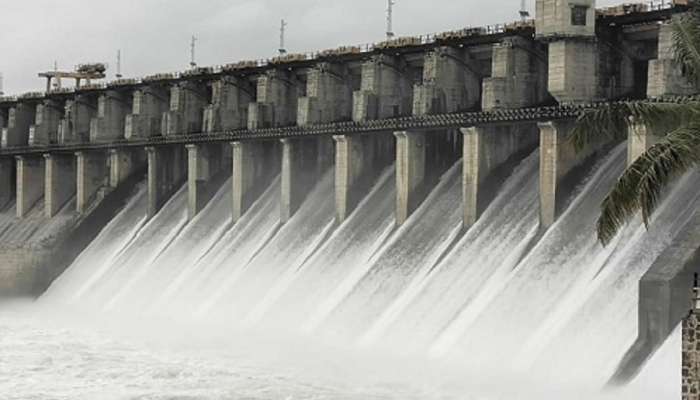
[1,144,692,399]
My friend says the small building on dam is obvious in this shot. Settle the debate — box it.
[0,0,698,390]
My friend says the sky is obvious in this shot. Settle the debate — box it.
[1,0,623,94]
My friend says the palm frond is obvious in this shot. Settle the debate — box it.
[570,101,700,152]
[673,11,700,87]
[597,124,700,245]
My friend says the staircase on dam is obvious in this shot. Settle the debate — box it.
[0,0,697,387]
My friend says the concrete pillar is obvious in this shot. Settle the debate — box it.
[461,124,539,229]
[280,137,332,223]
[125,86,168,139]
[482,37,548,110]
[43,154,75,217]
[231,141,278,223]
[648,22,696,98]
[395,131,426,226]
[298,63,352,125]
[2,104,35,148]
[75,151,108,213]
[146,146,186,219]
[538,120,605,228]
[203,77,253,132]
[0,158,14,209]
[163,82,207,136]
[15,156,45,218]
[90,90,129,142]
[353,55,412,121]
[58,95,97,144]
[683,284,700,400]
[186,144,224,220]
[248,69,300,129]
[29,100,62,146]
[627,117,660,167]
[109,149,145,188]
[413,47,480,116]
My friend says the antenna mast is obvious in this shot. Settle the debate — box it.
[519,0,530,21]
[116,50,123,79]
[190,35,197,68]
[386,0,396,40]
[0,73,4,96]
[279,19,288,55]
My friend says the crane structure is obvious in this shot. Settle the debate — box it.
[116,50,123,79]
[38,63,107,92]
[386,0,396,40]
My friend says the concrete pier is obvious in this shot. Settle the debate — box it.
[249,69,300,129]
[280,137,332,223]
[59,95,97,144]
[43,154,75,217]
[461,124,538,228]
[29,100,62,145]
[354,55,412,121]
[186,144,224,220]
[163,82,207,136]
[146,146,186,218]
[538,120,604,228]
[298,63,352,125]
[16,156,44,218]
[125,86,168,139]
[203,77,254,132]
[627,117,659,167]
[413,47,480,115]
[2,104,35,148]
[90,91,129,142]
[0,158,13,209]
[109,149,145,188]
[231,141,278,223]
[75,151,108,213]
[395,131,426,226]
[683,283,700,400]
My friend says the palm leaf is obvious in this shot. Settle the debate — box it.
[570,101,700,152]
[597,125,700,245]
[673,10,700,87]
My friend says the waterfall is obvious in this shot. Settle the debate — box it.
[33,142,694,396]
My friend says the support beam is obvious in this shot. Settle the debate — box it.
[231,141,278,223]
[298,63,352,125]
[146,146,186,219]
[248,70,299,129]
[0,158,14,209]
[29,100,62,146]
[280,137,332,223]
[58,95,97,144]
[648,21,695,98]
[186,144,223,220]
[394,130,426,226]
[203,77,253,132]
[43,154,75,218]
[353,55,412,121]
[75,151,108,213]
[461,124,539,229]
[684,302,700,400]
[627,117,659,167]
[16,156,44,218]
[163,82,207,136]
[109,148,145,188]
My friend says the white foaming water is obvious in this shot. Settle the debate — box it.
[0,143,693,398]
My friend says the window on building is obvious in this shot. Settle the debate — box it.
[571,5,588,26]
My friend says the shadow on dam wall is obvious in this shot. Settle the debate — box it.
[0,167,146,298]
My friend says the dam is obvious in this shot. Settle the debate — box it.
[0,0,698,398]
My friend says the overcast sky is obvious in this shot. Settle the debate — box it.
[1,0,622,94]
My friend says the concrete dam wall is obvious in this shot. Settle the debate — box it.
[0,0,698,388]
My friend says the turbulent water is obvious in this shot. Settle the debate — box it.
[0,144,692,399]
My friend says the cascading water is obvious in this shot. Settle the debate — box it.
[1,142,692,399]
